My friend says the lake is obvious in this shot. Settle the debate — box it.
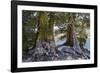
[55,37,90,49]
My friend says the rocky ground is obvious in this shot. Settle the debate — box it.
[22,41,90,62]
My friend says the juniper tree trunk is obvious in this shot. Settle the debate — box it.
[37,12,49,42]
[66,13,75,47]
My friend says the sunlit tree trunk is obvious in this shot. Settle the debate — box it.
[48,13,56,46]
[35,12,49,43]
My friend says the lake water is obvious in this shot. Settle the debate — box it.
[55,38,90,49]
[55,38,66,46]
[84,38,90,49]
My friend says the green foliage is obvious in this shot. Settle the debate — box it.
[22,11,38,52]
